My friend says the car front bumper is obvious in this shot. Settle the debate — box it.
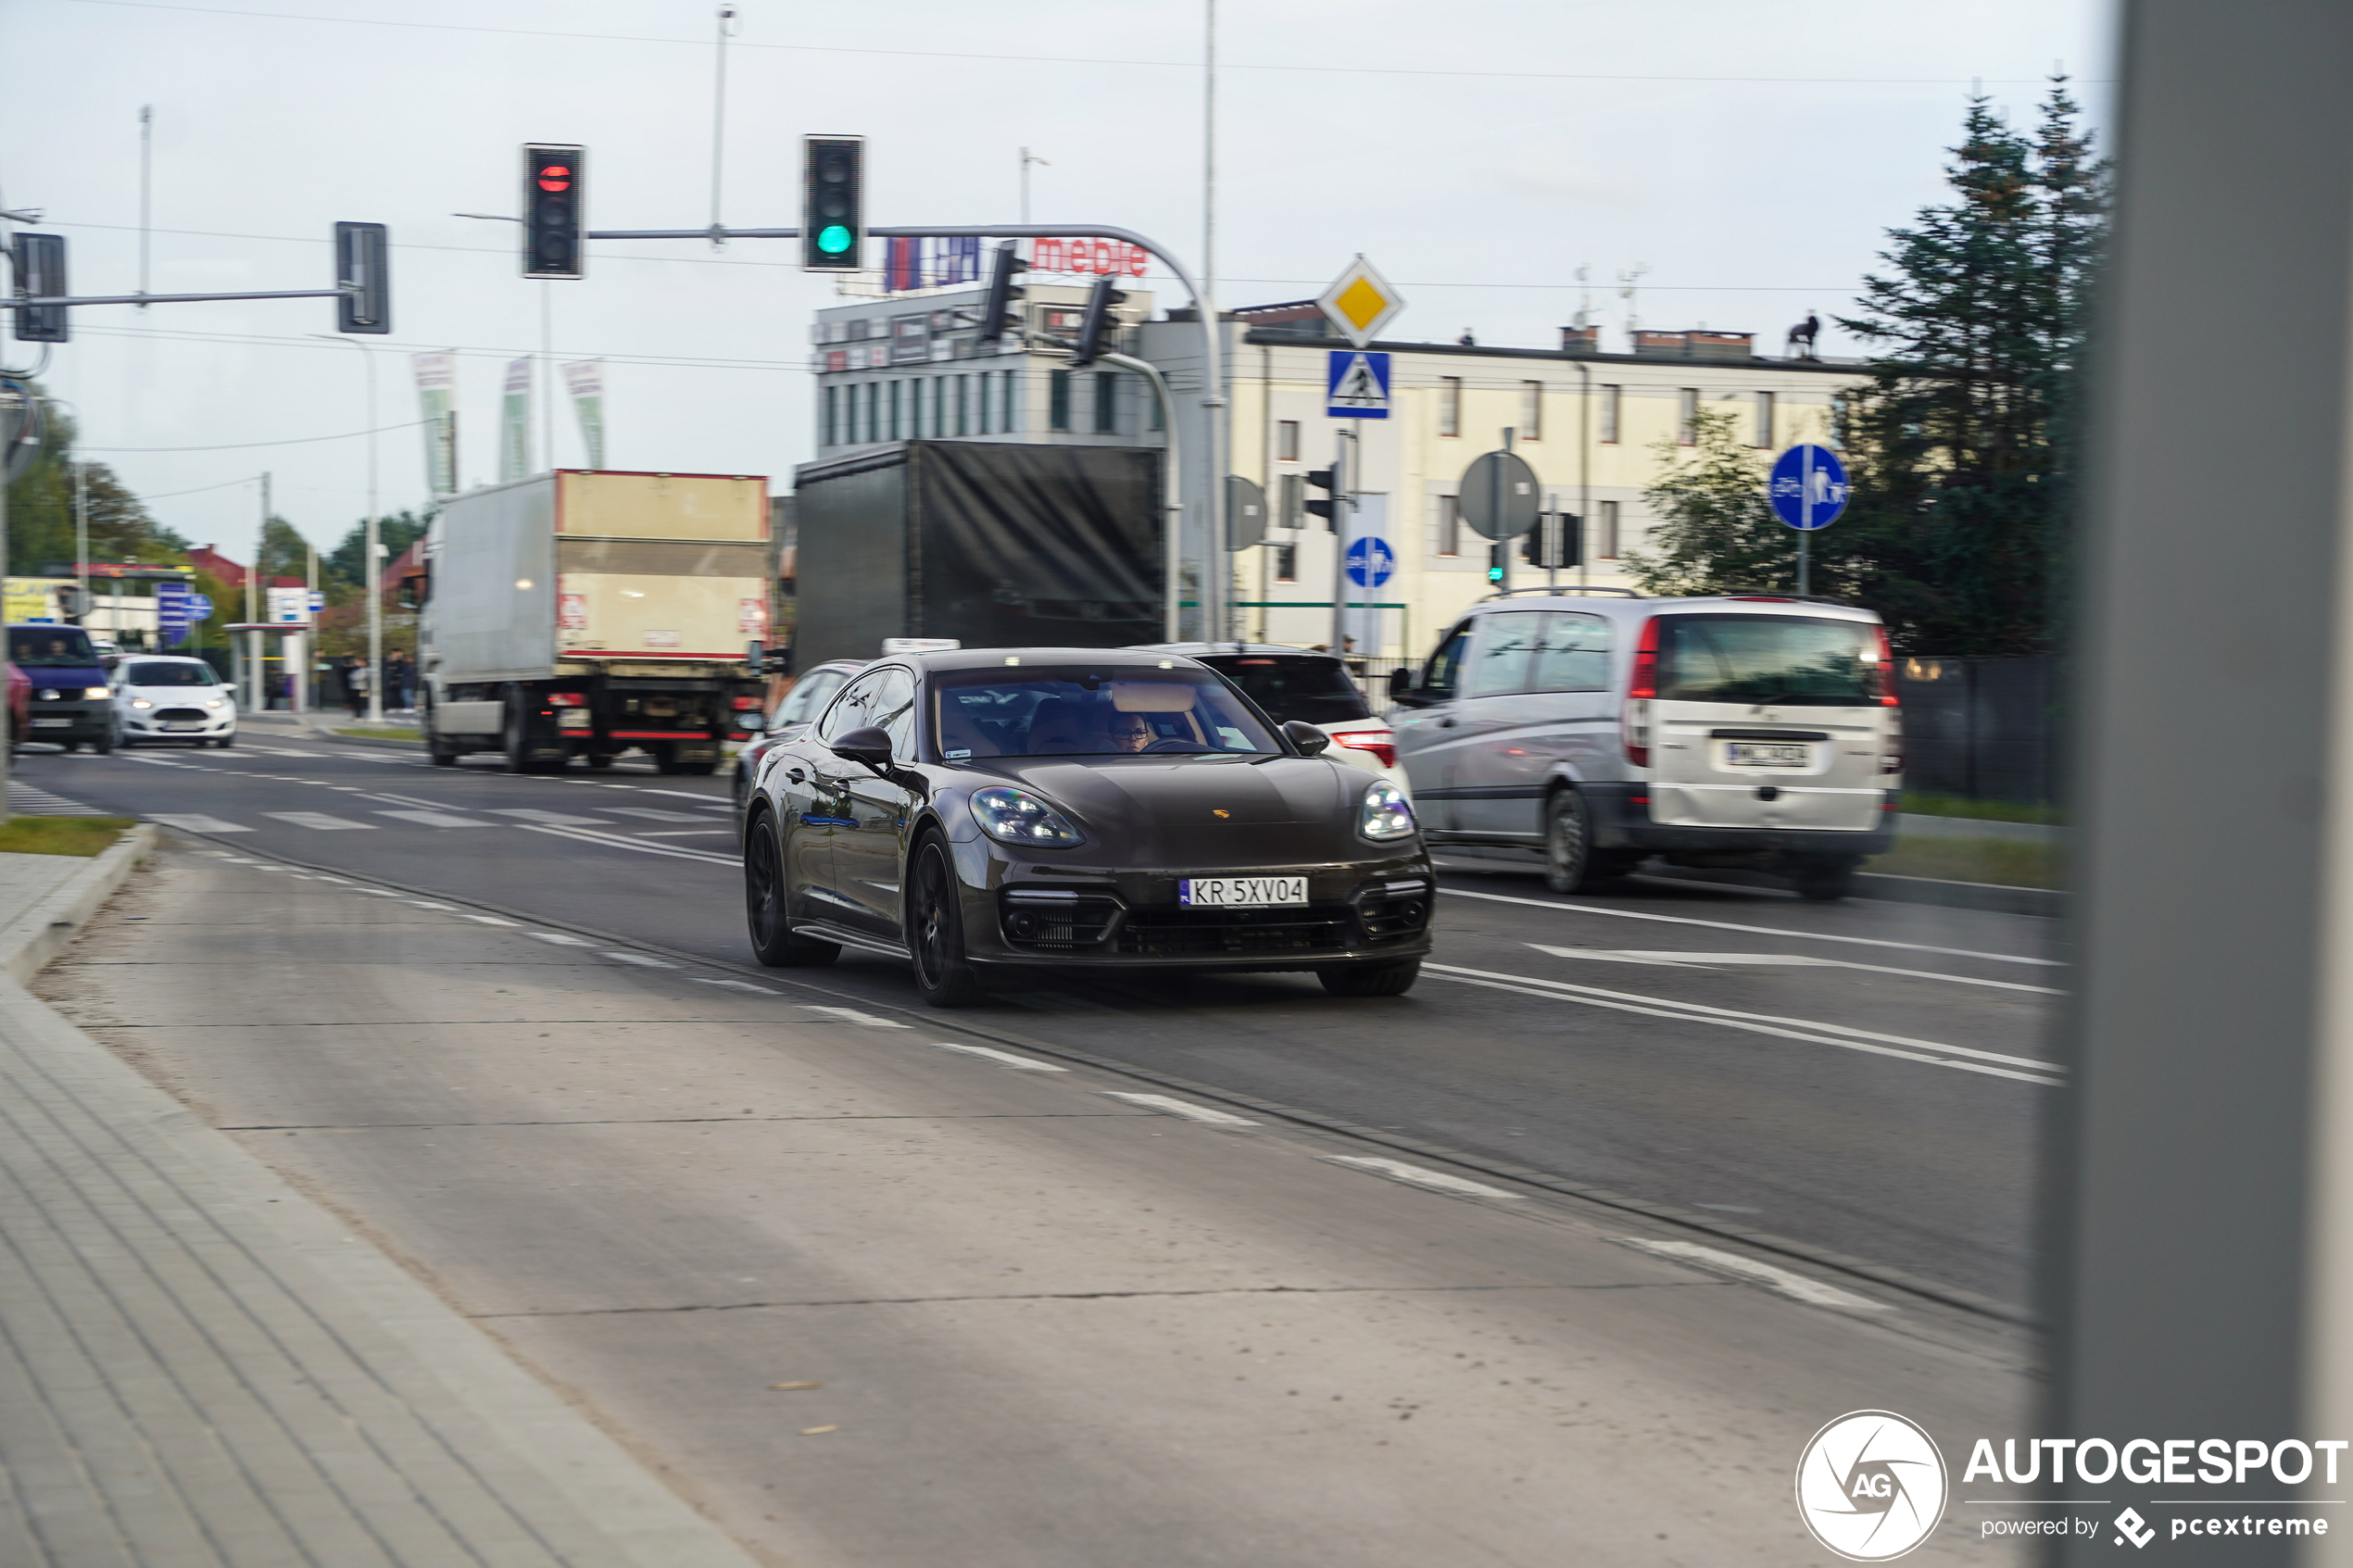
[24,702,115,740]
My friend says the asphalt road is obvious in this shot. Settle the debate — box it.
[19,720,2057,1314]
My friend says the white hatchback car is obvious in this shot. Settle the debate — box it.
[1128,643,1412,800]
[114,655,237,746]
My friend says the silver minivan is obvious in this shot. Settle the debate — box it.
[1389,590,1900,899]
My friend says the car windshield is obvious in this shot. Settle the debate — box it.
[932,666,1280,758]
[1655,614,1879,707]
[1198,654,1370,726]
[8,629,98,668]
[123,660,216,687]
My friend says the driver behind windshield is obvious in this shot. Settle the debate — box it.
[933,668,1277,759]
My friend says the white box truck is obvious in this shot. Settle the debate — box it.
[415,470,770,773]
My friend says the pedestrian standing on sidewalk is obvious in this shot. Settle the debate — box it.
[346,657,371,720]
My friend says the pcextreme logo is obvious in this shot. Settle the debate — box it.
[1796,1411,1950,1562]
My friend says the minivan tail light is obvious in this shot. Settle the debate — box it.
[1625,616,1660,766]
[1332,729,1397,769]
[1873,624,1899,708]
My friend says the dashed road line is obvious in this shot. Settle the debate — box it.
[931,1042,1068,1072]
[1103,1092,1258,1127]
[802,1005,910,1029]
[1526,944,2063,996]
[1618,1237,1890,1311]
[1321,1155,1514,1198]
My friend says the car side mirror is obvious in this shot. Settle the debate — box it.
[1387,667,1414,699]
[1282,720,1330,757]
[830,724,894,771]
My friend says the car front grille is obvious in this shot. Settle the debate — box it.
[157,708,209,723]
[1353,881,1433,943]
[999,891,1122,950]
[1115,906,1353,958]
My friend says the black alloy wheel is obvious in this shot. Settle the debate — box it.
[744,809,839,968]
[1316,959,1423,997]
[909,836,985,1007]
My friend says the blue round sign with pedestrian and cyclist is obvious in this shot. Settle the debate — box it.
[1768,444,1851,532]
[1344,535,1395,588]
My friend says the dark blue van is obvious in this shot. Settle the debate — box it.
[8,625,118,752]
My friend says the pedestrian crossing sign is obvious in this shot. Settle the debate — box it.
[1327,350,1391,420]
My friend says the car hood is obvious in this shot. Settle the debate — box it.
[23,667,104,692]
[974,754,1393,866]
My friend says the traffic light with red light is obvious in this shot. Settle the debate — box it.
[522,144,585,279]
[801,136,865,271]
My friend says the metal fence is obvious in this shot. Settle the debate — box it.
[1893,653,2062,806]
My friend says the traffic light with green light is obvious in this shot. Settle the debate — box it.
[801,136,865,271]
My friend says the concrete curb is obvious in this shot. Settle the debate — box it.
[0,822,156,986]
[0,835,762,1566]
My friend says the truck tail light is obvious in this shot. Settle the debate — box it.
[730,696,762,710]
[1624,616,1659,767]
[547,691,586,708]
[1332,729,1397,769]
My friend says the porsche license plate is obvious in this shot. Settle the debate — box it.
[1179,875,1307,908]
[1727,741,1810,768]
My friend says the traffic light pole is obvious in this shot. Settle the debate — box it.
[1095,352,1185,641]
[583,220,1228,639]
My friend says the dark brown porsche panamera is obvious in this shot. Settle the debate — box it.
[740,647,1433,1006]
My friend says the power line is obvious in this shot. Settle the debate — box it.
[78,418,430,452]
[66,0,2102,87]
[125,473,262,501]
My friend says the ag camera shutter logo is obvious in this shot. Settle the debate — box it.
[1795,1411,1949,1561]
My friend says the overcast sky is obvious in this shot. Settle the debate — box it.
[5,0,2113,561]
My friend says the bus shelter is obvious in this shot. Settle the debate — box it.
[224,621,314,715]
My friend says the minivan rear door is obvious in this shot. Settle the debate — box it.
[1642,611,1888,833]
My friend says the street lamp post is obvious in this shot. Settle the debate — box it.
[311,334,382,721]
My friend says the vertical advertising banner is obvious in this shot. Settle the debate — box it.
[499,358,534,483]
[410,352,459,496]
[562,359,605,470]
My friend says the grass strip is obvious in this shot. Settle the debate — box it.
[1867,837,2062,890]
[0,816,134,857]
[333,726,423,742]
[1898,791,2063,826]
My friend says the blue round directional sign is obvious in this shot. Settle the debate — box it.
[1345,535,1395,589]
[1768,444,1851,532]
[185,593,214,620]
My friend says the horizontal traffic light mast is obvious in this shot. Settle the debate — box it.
[3,223,391,341]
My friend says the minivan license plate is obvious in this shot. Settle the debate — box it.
[1728,741,1809,768]
[1179,875,1307,908]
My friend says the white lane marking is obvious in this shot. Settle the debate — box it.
[407,901,455,910]
[1425,963,2064,1086]
[596,807,712,822]
[484,808,615,825]
[1618,1237,1889,1311]
[602,951,676,968]
[630,828,731,837]
[515,822,736,865]
[1323,1155,1512,1198]
[1527,944,2063,997]
[608,786,732,807]
[1103,1092,1258,1126]
[931,1042,1068,1072]
[373,809,495,828]
[115,754,200,769]
[458,913,516,925]
[239,746,325,757]
[355,888,405,897]
[802,1005,910,1029]
[528,932,596,947]
[145,813,252,833]
[261,811,378,831]
[697,978,778,994]
[1442,886,2062,968]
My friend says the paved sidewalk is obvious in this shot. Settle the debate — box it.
[0,837,758,1566]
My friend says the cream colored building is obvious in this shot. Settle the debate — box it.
[1170,310,1869,667]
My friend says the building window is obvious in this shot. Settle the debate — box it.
[863,383,879,444]
[1599,499,1620,558]
[1440,377,1463,438]
[1279,471,1303,530]
[890,381,905,441]
[932,377,948,439]
[1095,371,1118,434]
[1277,420,1300,461]
[1438,495,1461,557]
[955,375,970,436]
[824,385,838,446]
[1149,386,1163,430]
[1274,543,1298,583]
[1002,370,1021,433]
[1601,384,1621,444]
[1521,381,1543,440]
[1754,390,1775,448]
[1678,387,1699,445]
[1050,370,1073,432]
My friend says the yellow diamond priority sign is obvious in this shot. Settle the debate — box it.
[1316,256,1404,348]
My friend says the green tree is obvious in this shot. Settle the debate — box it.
[1622,409,1851,597]
[1833,82,2109,653]
[1,387,190,572]
[322,509,431,594]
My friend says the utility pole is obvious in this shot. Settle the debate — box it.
[1019,148,1048,225]
[708,4,739,249]
[137,107,153,307]
[72,462,88,629]
[310,334,383,720]
[248,472,265,712]
[1202,0,1226,640]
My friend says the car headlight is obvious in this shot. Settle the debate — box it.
[130,698,153,709]
[1359,782,1416,842]
[86,687,110,700]
[205,699,223,709]
[971,786,1085,847]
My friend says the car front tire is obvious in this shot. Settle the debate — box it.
[744,809,839,968]
[909,835,985,1007]
[1317,959,1422,997]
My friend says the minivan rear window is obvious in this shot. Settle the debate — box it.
[1197,655,1370,726]
[1655,614,1878,707]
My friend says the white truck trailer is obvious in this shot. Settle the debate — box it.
[415,470,770,773]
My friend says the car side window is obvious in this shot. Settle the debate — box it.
[871,669,917,758]
[814,672,883,745]
[775,670,843,727]
[1465,611,1542,698]
[1529,612,1611,693]
[1423,624,1473,696]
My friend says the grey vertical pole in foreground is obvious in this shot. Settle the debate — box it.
[2051,4,2353,1564]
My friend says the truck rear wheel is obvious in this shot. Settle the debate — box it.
[504,694,564,774]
